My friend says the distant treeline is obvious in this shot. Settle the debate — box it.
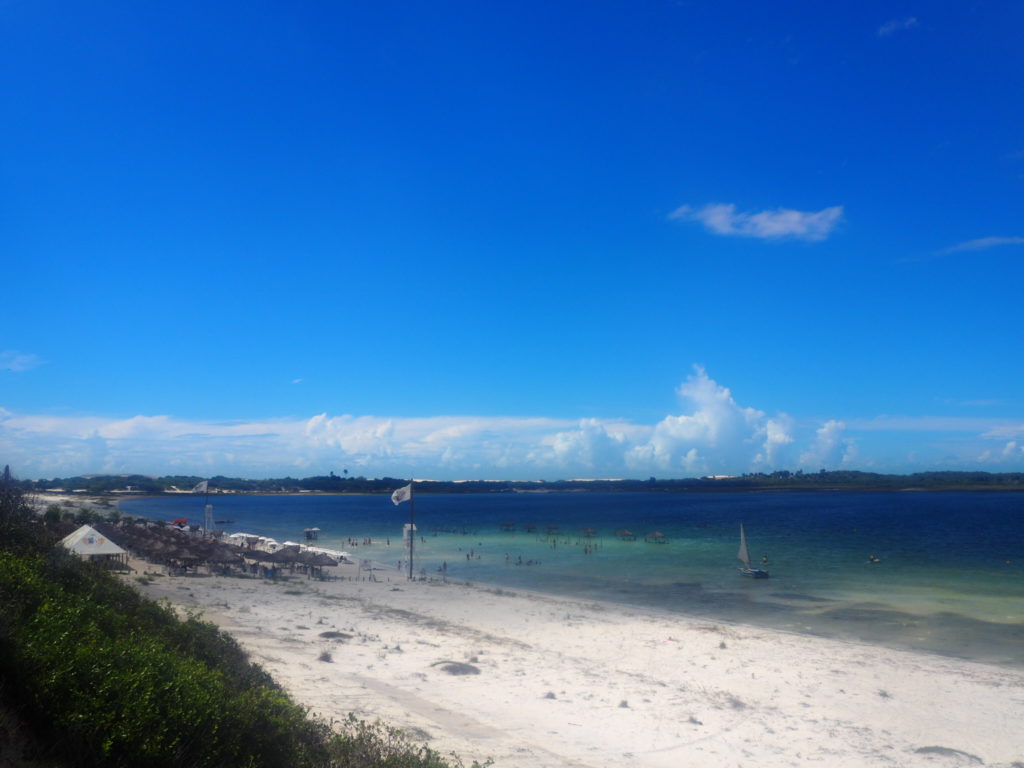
[18,469,1024,494]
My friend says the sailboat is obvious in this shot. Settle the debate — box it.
[737,523,770,578]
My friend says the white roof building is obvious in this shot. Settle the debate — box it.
[59,524,127,558]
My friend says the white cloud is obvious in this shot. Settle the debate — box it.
[0,351,44,372]
[940,236,1024,255]
[0,370,798,478]
[625,366,796,474]
[978,441,1024,465]
[762,416,795,466]
[981,423,1024,441]
[4,369,1024,479]
[799,420,856,468]
[877,17,919,37]
[670,203,843,242]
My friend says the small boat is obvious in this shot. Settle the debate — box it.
[737,523,769,578]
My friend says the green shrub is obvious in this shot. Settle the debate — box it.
[328,715,491,768]
[0,482,476,768]
[0,550,328,768]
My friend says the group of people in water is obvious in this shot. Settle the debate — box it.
[358,527,895,580]
[346,537,390,547]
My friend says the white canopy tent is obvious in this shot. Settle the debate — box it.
[59,524,128,566]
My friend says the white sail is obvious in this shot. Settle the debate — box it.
[737,524,751,568]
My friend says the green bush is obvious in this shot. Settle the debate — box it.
[329,715,490,768]
[0,550,330,768]
[0,481,477,768]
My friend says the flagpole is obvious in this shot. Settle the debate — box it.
[408,479,415,581]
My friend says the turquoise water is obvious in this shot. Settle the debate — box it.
[119,491,1024,667]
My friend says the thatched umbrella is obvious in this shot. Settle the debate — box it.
[308,552,338,566]
[644,531,667,543]
[244,549,278,563]
[201,542,244,565]
[269,545,303,565]
[616,529,636,541]
[164,545,201,569]
[306,551,339,579]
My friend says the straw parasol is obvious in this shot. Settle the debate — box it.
[295,551,338,579]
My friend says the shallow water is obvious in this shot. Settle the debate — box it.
[119,490,1024,667]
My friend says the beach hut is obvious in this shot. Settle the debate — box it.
[59,524,128,568]
[616,529,636,541]
[644,531,668,544]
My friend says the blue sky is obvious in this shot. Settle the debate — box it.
[2,1,1023,480]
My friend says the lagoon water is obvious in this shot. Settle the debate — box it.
[119,490,1024,667]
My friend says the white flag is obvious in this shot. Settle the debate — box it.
[391,484,412,505]
[192,480,208,494]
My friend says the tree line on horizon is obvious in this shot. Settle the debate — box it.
[12,468,1024,494]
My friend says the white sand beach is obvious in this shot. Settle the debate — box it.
[125,556,1024,768]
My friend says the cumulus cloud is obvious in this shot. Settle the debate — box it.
[0,351,44,372]
[0,370,799,478]
[5,368,1023,479]
[978,441,1024,464]
[940,236,1024,255]
[877,17,919,37]
[622,367,800,475]
[799,420,856,468]
[670,203,843,242]
[539,418,636,475]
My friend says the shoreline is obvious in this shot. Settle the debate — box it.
[67,492,1024,671]
[124,555,1024,768]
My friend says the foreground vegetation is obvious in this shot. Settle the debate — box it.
[0,481,481,768]
[17,469,1024,495]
